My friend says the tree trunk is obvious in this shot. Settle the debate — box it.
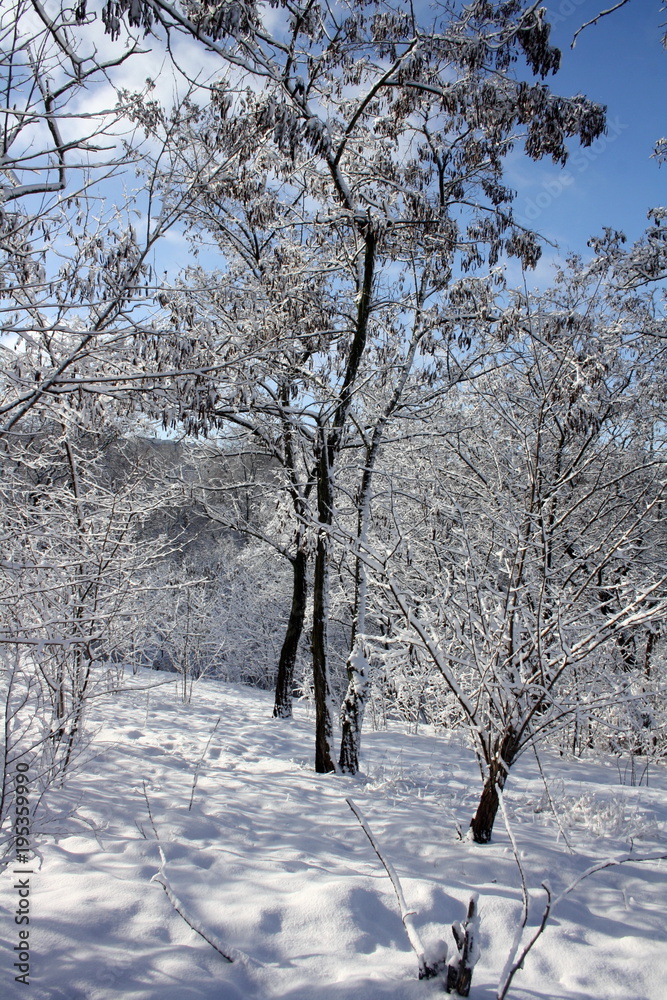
[312,229,376,774]
[338,287,424,774]
[339,528,370,773]
[339,451,372,775]
[469,767,503,844]
[273,545,308,719]
[339,642,368,773]
[470,738,518,843]
[312,432,336,773]
[446,895,479,996]
[470,729,520,843]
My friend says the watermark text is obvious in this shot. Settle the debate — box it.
[12,761,32,986]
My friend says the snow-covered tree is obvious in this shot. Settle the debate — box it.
[0,408,180,853]
[365,265,667,841]
[113,0,608,774]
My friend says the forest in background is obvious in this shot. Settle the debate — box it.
[2,0,667,865]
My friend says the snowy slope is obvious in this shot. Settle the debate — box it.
[1,672,666,1000]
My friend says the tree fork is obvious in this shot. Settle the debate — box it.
[470,737,517,844]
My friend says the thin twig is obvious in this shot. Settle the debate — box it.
[496,790,533,996]
[189,716,220,811]
[499,790,528,921]
[346,797,441,979]
[152,845,252,965]
[532,744,575,854]
[497,882,553,1000]
[142,780,159,840]
[554,851,667,907]
[143,787,257,968]
[572,0,632,47]
[497,852,667,999]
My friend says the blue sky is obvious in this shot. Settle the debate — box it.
[510,0,667,261]
[107,1,666,284]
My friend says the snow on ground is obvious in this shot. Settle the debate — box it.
[2,671,666,1000]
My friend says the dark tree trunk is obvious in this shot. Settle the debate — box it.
[338,547,368,773]
[312,432,336,773]
[339,647,366,773]
[273,546,308,719]
[338,451,373,775]
[469,766,503,844]
[644,629,657,678]
[470,733,518,843]
[312,229,376,774]
[338,253,422,775]
[446,895,479,996]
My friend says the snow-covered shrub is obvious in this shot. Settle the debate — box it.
[558,790,659,841]
[136,537,303,699]
[0,420,177,769]
[0,648,92,865]
[366,645,464,734]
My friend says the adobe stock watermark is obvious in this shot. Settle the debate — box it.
[521,117,628,223]
[11,760,33,987]
[547,0,592,29]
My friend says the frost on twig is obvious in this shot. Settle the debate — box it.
[141,780,159,840]
[497,852,667,1000]
[346,797,450,982]
[143,785,256,968]
[188,715,220,811]
[151,844,258,967]
[496,788,529,990]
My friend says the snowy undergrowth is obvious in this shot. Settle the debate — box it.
[1,671,666,1000]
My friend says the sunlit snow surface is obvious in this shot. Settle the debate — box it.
[2,671,666,1000]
